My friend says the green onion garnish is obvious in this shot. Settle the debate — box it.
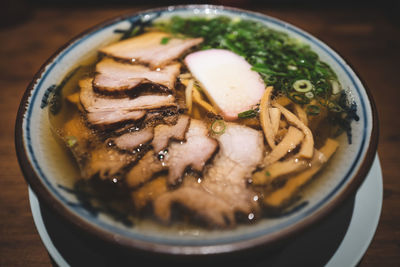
[238,109,258,118]
[305,91,314,99]
[328,102,343,112]
[211,120,226,135]
[306,105,320,116]
[160,37,170,44]
[66,136,77,147]
[288,93,310,104]
[293,79,313,93]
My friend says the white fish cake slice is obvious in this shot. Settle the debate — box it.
[185,49,265,120]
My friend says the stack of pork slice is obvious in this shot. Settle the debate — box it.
[69,32,263,228]
[81,32,203,127]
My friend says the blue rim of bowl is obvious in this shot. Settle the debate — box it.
[15,5,379,255]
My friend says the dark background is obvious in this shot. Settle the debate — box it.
[1,0,400,27]
[1,0,400,23]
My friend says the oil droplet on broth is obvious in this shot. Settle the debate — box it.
[248,213,255,220]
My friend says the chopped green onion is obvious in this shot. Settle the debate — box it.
[288,93,310,104]
[160,37,171,44]
[252,65,287,76]
[238,109,258,118]
[265,171,271,177]
[211,120,226,134]
[306,105,320,116]
[66,136,77,147]
[305,91,314,99]
[328,102,343,112]
[293,79,313,93]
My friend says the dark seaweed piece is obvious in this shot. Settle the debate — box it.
[58,177,135,227]
[41,85,56,109]
[45,66,81,115]
[114,12,162,40]
[330,91,359,144]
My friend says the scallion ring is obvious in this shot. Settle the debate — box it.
[266,76,277,84]
[288,92,310,104]
[293,79,313,93]
[328,102,343,112]
[306,105,320,116]
[305,91,314,99]
[211,120,226,134]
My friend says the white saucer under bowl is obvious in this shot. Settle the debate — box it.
[29,155,382,266]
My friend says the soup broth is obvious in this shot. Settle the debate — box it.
[48,16,358,228]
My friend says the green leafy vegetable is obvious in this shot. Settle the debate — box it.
[306,105,320,116]
[238,109,258,118]
[160,37,170,44]
[288,93,310,104]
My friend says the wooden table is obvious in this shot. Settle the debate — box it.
[1,4,399,266]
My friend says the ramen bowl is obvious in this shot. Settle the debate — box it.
[15,5,378,263]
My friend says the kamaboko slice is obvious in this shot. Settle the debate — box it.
[185,49,265,121]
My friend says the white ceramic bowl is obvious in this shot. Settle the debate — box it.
[15,4,378,261]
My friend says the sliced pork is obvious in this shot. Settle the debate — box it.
[153,123,264,227]
[93,58,181,94]
[80,78,176,111]
[152,115,190,153]
[79,78,176,125]
[142,108,179,127]
[126,151,166,188]
[111,127,154,151]
[60,104,138,180]
[87,109,146,126]
[84,146,136,179]
[126,119,217,187]
[165,119,218,185]
[131,176,168,210]
[154,186,235,227]
[99,32,203,69]
[200,124,264,215]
